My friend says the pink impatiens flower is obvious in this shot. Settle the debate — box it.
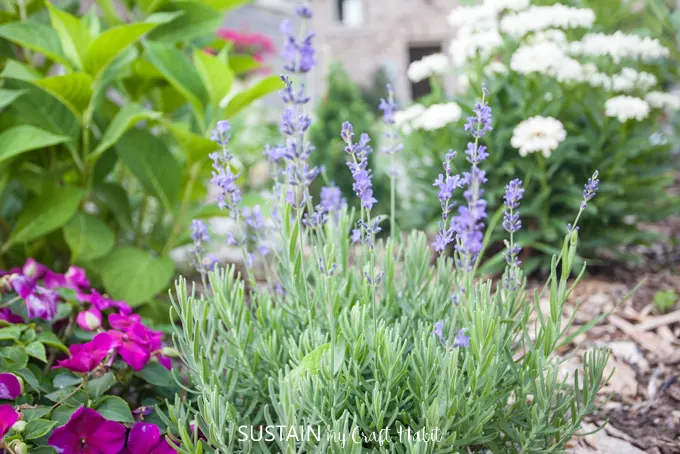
[0,308,23,324]
[108,313,170,371]
[76,307,102,331]
[78,289,132,315]
[0,404,18,441]
[48,407,126,454]
[0,373,22,400]
[55,332,115,374]
[124,422,176,454]
[11,275,59,320]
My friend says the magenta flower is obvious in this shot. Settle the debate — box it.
[108,326,153,371]
[78,289,132,315]
[0,404,18,441]
[0,308,23,324]
[124,422,175,454]
[65,266,90,289]
[0,373,22,400]
[21,258,46,278]
[11,275,59,320]
[76,307,102,331]
[108,313,141,331]
[48,407,126,454]
[55,333,114,374]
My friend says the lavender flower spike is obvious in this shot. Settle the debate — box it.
[581,170,599,209]
[342,122,377,211]
[502,179,524,267]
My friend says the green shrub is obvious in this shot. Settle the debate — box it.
[0,0,281,308]
[162,8,610,452]
[398,0,679,273]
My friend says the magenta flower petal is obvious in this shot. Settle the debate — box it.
[55,333,114,374]
[21,258,46,278]
[77,308,102,331]
[65,266,90,289]
[118,339,150,371]
[127,422,161,454]
[42,270,67,289]
[11,275,35,298]
[0,373,22,400]
[0,308,23,324]
[25,288,59,320]
[108,313,141,331]
[49,407,126,454]
[0,404,18,440]
[152,437,177,454]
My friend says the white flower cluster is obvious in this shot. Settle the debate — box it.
[611,68,657,93]
[394,103,462,133]
[511,116,567,158]
[450,28,503,67]
[570,32,670,63]
[645,91,680,111]
[524,29,569,49]
[605,96,650,122]
[447,3,498,32]
[407,53,450,83]
[484,61,508,77]
[486,0,530,12]
[510,42,584,83]
[500,4,595,38]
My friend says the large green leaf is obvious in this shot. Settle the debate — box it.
[0,88,27,109]
[193,0,253,10]
[5,185,84,249]
[3,80,80,153]
[165,122,218,164]
[228,54,261,75]
[0,125,70,164]
[147,1,222,43]
[115,129,180,211]
[0,59,40,81]
[194,49,233,105]
[93,182,133,231]
[142,40,209,113]
[224,75,282,118]
[95,396,134,423]
[0,20,71,67]
[46,1,92,69]
[84,22,157,77]
[90,103,162,160]
[63,212,115,262]
[34,73,93,118]
[97,247,174,305]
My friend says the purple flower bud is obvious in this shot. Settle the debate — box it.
[581,170,599,209]
[453,329,470,348]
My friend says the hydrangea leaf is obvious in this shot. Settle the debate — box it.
[93,182,134,231]
[115,129,180,212]
[223,75,283,118]
[96,247,174,305]
[83,22,157,77]
[0,125,71,165]
[63,212,116,262]
[95,395,134,423]
[89,103,162,160]
[0,20,71,67]
[147,2,222,43]
[46,1,92,69]
[194,49,234,106]
[5,185,84,250]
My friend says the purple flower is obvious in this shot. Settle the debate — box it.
[296,5,313,18]
[0,308,22,324]
[11,275,59,320]
[0,404,18,441]
[320,184,346,214]
[342,123,377,210]
[350,229,361,244]
[210,120,231,145]
[124,422,175,454]
[430,321,445,344]
[453,329,470,348]
[55,333,115,374]
[76,307,102,331]
[190,219,212,273]
[64,266,90,290]
[379,84,397,126]
[502,179,524,234]
[48,407,126,454]
[464,101,493,138]
[190,219,210,243]
[581,170,599,209]
[77,289,132,315]
[0,373,22,400]
[280,11,316,74]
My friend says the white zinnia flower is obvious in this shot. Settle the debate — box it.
[645,91,680,111]
[511,116,567,158]
[611,68,657,93]
[484,61,508,77]
[510,42,584,83]
[447,3,498,32]
[450,28,503,67]
[570,31,669,63]
[407,53,450,83]
[412,103,463,131]
[604,96,650,122]
[524,29,569,49]
[394,104,426,135]
[500,4,595,38]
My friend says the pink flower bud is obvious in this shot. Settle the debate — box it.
[77,308,102,331]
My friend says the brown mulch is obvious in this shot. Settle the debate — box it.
[550,212,680,454]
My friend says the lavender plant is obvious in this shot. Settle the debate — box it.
[162,6,610,453]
